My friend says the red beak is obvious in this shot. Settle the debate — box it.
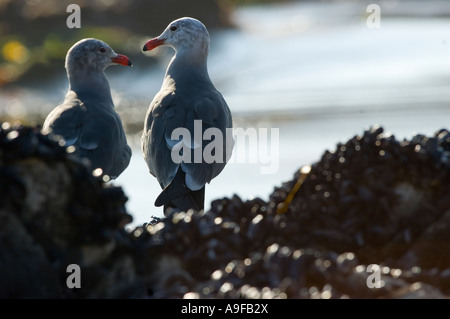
[111,54,132,66]
[143,37,166,51]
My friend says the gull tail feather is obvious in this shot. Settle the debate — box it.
[155,168,205,215]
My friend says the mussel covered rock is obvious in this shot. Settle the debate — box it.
[0,122,152,298]
[1,122,450,298]
[142,125,450,298]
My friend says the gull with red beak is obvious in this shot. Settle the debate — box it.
[141,17,234,215]
[42,38,132,179]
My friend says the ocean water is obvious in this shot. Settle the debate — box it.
[1,1,449,228]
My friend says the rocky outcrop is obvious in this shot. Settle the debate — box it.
[0,123,143,298]
[1,122,450,298]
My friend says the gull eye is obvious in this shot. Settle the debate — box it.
[170,25,177,31]
[99,47,106,53]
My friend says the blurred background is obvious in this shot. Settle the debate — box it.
[1,0,449,228]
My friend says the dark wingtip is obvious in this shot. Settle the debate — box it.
[142,45,148,52]
[154,193,166,207]
[128,60,133,67]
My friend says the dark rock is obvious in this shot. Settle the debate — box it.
[0,122,153,298]
[144,125,450,298]
[1,122,450,298]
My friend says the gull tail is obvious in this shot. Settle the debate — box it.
[155,168,205,216]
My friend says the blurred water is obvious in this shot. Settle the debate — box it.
[1,1,449,228]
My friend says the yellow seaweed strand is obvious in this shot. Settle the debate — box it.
[277,165,311,214]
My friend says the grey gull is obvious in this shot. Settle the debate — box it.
[42,38,132,179]
[141,17,234,215]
